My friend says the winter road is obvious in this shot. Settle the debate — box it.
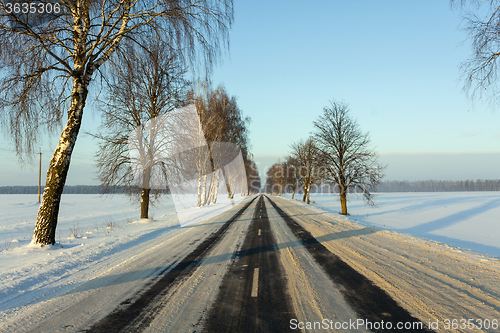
[15,195,436,333]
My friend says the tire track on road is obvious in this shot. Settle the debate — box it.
[83,196,257,333]
[266,196,434,333]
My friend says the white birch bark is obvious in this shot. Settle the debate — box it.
[32,74,90,245]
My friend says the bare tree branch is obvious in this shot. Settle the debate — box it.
[453,0,500,103]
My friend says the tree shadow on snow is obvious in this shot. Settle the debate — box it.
[401,198,500,235]
[64,227,376,294]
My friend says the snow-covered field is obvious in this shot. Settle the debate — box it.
[284,192,500,259]
[0,193,246,326]
[271,196,500,332]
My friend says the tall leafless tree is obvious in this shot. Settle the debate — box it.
[91,33,189,219]
[289,138,325,204]
[452,1,500,102]
[265,161,287,196]
[246,160,261,194]
[313,101,385,215]
[187,83,250,205]
[0,0,234,245]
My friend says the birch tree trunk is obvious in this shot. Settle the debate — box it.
[302,180,309,202]
[140,119,157,219]
[197,148,208,207]
[206,147,219,204]
[198,174,208,206]
[221,167,233,199]
[141,188,150,219]
[141,166,151,219]
[209,170,220,204]
[32,76,89,245]
[197,173,203,207]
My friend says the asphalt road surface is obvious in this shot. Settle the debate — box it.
[21,195,433,333]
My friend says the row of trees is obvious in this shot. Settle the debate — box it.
[93,53,256,219]
[1,0,239,245]
[264,1,500,214]
[92,38,254,219]
[187,84,256,206]
[265,101,386,215]
[1,0,498,244]
[6,177,500,194]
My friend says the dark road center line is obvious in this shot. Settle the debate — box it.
[265,196,435,333]
[203,195,296,333]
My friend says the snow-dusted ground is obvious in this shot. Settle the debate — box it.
[0,193,246,328]
[271,196,500,333]
[284,192,500,259]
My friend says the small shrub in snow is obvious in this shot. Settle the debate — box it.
[0,239,13,252]
[69,223,83,239]
[105,217,115,229]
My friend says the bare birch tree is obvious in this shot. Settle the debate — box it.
[91,33,189,219]
[187,83,250,205]
[265,162,287,196]
[313,101,385,215]
[0,0,233,245]
[289,138,325,204]
[452,1,500,102]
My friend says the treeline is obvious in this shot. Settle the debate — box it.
[375,180,500,192]
[264,101,385,214]
[0,186,148,194]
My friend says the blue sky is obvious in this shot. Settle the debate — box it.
[1,0,500,185]
[212,0,499,154]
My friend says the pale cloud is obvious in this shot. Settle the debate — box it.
[458,130,481,138]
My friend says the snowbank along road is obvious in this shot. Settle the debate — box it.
[4,194,499,332]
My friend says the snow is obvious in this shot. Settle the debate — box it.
[0,193,246,328]
[272,195,500,332]
[1,191,500,331]
[266,203,369,332]
[284,192,500,259]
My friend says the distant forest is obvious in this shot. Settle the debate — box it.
[0,186,174,194]
[0,186,123,194]
[2,180,500,194]
[375,179,500,192]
